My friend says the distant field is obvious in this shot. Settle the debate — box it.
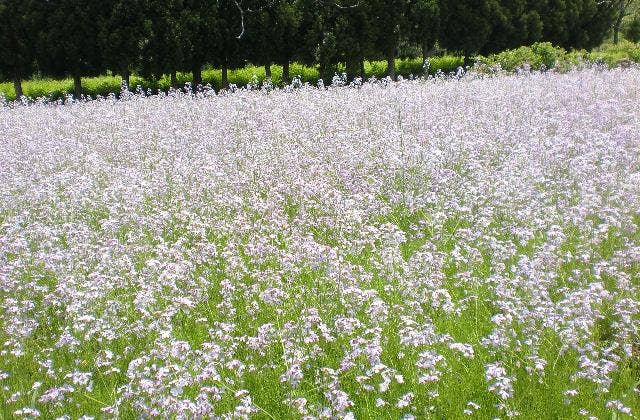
[1,68,639,419]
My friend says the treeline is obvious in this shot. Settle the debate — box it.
[0,0,624,98]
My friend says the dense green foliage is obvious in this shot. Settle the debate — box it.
[625,15,640,42]
[475,40,640,71]
[0,0,629,98]
[38,0,107,97]
[0,0,40,97]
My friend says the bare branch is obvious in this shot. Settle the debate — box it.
[234,0,245,38]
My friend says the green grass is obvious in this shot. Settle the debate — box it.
[2,199,638,418]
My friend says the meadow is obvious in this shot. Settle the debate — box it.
[1,67,639,419]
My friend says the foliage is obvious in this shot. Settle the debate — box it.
[38,0,106,79]
[438,0,503,55]
[97,0,147,85]
[475,42,567,71]
[587,40,640,65]
[624,15,640,42]
[140,0,184,80]
[534,0,618,50]
[475,41,640,71]
[0,0,40,91]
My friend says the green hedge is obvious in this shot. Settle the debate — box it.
[0,57,466,102]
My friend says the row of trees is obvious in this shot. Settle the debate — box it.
[0,0,629,97]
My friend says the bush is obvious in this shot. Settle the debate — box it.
[475,41,640,73]
[475,42,566,72]
[588,41,640,66]
[624,16,640,43]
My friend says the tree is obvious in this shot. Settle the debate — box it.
[624,14,640,41]
[372,0,411,79]
[295,0,335,82]
[177,0,218,90]
[438,0,500,57]
[39,0,107,98]
[334,0,378,79]
[273,0,303,82]
[140,0,185,88]
[534,0,617,50]
[0,0,41,98]
[209,0,244,89]
[244,0,301,82]
[406,0,440,69]
[98,0,147,89]
[483,0,543,53]
[610,0,638,43]
[296,0,376,83]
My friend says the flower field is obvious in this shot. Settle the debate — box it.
[1,68,640,419]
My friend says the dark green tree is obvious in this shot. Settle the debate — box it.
[0,0,40,98]
[98,0,147,89]
[372,0,411,79]
[39,0,107,98]
[244,0,301,82]
[483,0,543,53]
[140,0,184,87]
[534,0,617,49]
[295,0,332,81]
[406,0,440,69]
[438,0,499,57]
[177,0,218,90]
[296,0,373,83]
[274,0,303,82]
[334,0,378,79]
[209,0,244,89]
[624,14,640,42]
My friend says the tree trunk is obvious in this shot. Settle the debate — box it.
[121,67,130,91]
[221,62,228,90]
[386,48,396,80]
[265,62,272,79]
[73,72,82,99]
[346,59,358,81]
[192,64,202,92]
[13,73,23,99]
[171,70,178,89]
[282,61,290,84]
[613,9,624,44]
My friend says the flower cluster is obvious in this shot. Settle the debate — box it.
[1,67,639,418]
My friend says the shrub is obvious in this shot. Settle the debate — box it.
[624,16,640,43]
[588,41,640,67]
[475,43,567,72]
[476,41,640,73]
